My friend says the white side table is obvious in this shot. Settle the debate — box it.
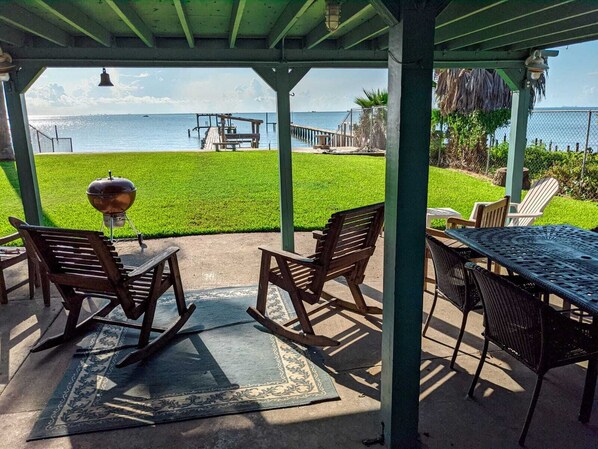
[426,207,462,227]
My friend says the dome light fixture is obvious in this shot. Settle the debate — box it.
[325,0,341,32]
[525,50,548,80]
[98,67,114,87]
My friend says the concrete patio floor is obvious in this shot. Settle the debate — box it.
[0,232,596,449]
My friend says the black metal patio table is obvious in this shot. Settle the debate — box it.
[445,225,598,423]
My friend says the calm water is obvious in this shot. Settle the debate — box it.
[29,111,349,153]
[29,109,598,153]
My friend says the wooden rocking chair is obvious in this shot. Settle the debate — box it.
[18,224,196,368]
[247,202,384,347]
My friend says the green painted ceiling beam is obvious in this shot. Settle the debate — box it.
[480,11,598,51]
[105,0,154,48]
[435,0,566,45]
[436,0,507,29]
[305,2,373,49]
[267,0,315,49]
[173,0,194,48]
[0,3,70,46]
[0,23,25,46]
[9,40,532,70]
[369,0,399,26]
[445,1,598,50]
[511,23,598,50]
[229,0,246,48]
[340,15,389,49]
[29,0,112,47]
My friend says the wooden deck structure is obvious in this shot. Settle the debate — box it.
[193,113,263,149]
[290,123,354,148]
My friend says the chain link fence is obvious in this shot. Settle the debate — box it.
[340,107,597,200]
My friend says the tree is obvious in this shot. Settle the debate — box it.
[433,68,546,171]
[0,88,14,161]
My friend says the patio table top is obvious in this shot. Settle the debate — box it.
[446,225,598,316]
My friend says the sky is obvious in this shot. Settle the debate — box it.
[25,40,598,116]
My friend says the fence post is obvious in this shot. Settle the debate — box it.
[581,110,591,179]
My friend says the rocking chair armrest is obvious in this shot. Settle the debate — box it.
[446,217,476,228]
[312,230,325,240]
[126,246,180,281]
[0,233,21,246]
[258,246,315,266]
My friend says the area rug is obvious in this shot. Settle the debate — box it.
[29,286,338,440]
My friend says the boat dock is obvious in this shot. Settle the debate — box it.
[290,123,354,148]
[191,113,263,150]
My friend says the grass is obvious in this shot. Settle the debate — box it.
[0,151,596,239]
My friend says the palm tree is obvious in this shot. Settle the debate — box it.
[354,88,388,108]
[0,88,14,161]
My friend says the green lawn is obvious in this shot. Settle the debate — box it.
[0,151,595,238]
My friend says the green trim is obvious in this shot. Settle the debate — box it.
[341,16,389,49]
[0,3,69,46]
[32,0,112,47]
[0,22,24,46]
[173,0,194,49]
[436,0,507,29]
[506,88,531,203]
[267,0,315,49]
[105,0,154,48]
[229,0,246,48]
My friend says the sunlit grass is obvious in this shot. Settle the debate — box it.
[0,151,595,238]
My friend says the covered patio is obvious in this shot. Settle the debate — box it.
[1,1,598,447]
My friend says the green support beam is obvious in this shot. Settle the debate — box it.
[3,66,45,225]
[229,0,246,48]
[105,0,154,48]
[341,15,389,49]
[253,65,309,252]
[0,23,25,46]
[30,0,112,47]
[173,0,194,48]
[435,0,560,45]
[445,1,595,50]
[380,1,436,447]
[267,0,315,49]
[436,0,507,29]
[498,68,530,204]
[0,3,69,46]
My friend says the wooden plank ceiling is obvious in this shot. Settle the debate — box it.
[0,0,597,68]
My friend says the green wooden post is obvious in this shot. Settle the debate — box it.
[380,2,436,448]
[253,65,308,252]
[3,66,45,225]
[497,68,530,204]
[274,64,295,252]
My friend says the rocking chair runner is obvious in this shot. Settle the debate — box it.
[18,224,196,368]
[247,202,385,347]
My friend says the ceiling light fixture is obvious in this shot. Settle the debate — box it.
[325,0,341,32]
[525,50,548,80]
[0,48,16,82]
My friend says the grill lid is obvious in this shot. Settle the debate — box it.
[87,170,137,214]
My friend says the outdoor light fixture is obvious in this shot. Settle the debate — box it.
[325,0,341,32]
[0,49,16,82]
[525,50,548,80]
[98,67,114,87]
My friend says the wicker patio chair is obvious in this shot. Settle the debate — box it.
[465,263,598,446]
[18,224,196,368]
[424,233,539,370]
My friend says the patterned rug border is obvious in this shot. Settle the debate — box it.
[28,286,338,441]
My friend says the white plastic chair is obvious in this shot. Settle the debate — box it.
[469,177,559,227]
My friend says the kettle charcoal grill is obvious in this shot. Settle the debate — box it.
[87,170,145,249]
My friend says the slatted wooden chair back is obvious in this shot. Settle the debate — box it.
[474,195,510,228]
[510,177,559,226]
[311,202,385,291]
[19,226,136,314]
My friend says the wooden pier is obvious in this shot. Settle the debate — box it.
[192,113,263,150]
[290,123,354,148]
